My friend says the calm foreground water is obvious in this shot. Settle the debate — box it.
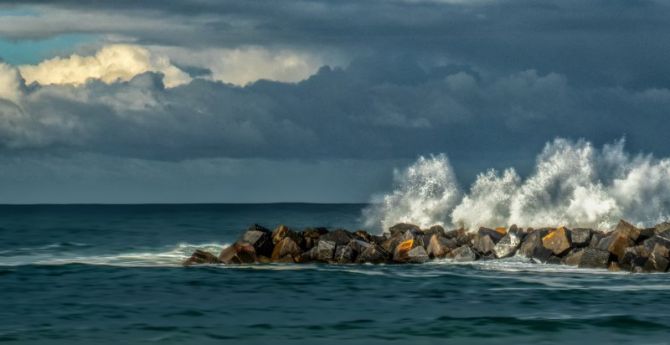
[1,204,669,345]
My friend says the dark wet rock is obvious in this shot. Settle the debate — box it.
[319,229,354,246]
[494,230,522,258]
[301,227,328,250]
[546,256,562,265]
[478,227,504,243]
[473,234,496,255]
[381,234,404,253]
[653,243,670,258]
[219,242,257,264]
[369,235,386,246]
[423,225,446,237]
[355,244,389,264]
[450,245,477,262]
[570,228,592,247]
[562,249,584,266]
[518,229,552,262]
[619,245,650,270]
[183,250,221,266]
[353,230,373,243]
[542,227,572,256]
[239,228,274,258]
[389,223,421,237]
[638,227,657,243]
[589,231,607,248]
[297,246,318,263]
[315,240,336,262]
[348,239,373,253]
[271,237,302,262]
[427,234,457,258]
[642,234,670,255]
[577,248,610,269]
[334,245,356,263]
[643,252,669,272]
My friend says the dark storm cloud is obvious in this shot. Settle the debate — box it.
[3,56,670,177]
[2,0,670,88]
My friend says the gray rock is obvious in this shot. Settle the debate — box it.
[388,223,421,237]
[239,227,274,258]
[494,231,522,258]
[427,234,456,258]
[334,245,356,263]
[570,228,592,247]
[477,227,504,243]
[219,242,257,264]
[643,252,669,272]
[315,240,336,262]
[577,248,610,269]
[355,244,389,264]
[450,245,477,262]
[562,249,584,266]
[473,234,496,255]
[405,246,430,263]
[319,229,354,246]
[518,229,552,262]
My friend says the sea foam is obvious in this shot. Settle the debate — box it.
[364,138,670,232]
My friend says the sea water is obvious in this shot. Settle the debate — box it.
[1,204,669,344]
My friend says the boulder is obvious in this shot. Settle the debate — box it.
[542,227,572,256]
[473,234,496,255]
[570,228,592,247]
[315,240,336,262]
[562,249,584,266]
[427,234,457,258]
[238,227,274,258]
[348,239,373,253]
[577,248,610,269]
[297,246,318,263]
[423,225,446,237]
[355,244,389,264]
[334,245,356,263]
[183,250,221,266]
[405,246,430,263]
[653,243,670,258]
[613,219,641,242]
[389,223,421,237]
[353,230,373,243]
[272,224,290,244]
[518,229,552,262]
[494,230,522,258]
[478,227,504,243]
[642,234,670,255]
[619,245,650,270]
[319,229,354,246]
[271,237,302,261]
[597,231,639,260]
[638,227,657,243]
[450,245,477,262]
[301,227,328,250]
[655,222,670,233]
[393,239,416,262]
[643,252,669,272]
[219,242,257,264]
[589,231,606,248]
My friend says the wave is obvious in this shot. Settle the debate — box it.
[364,138,670,232]
[0,242,228,267]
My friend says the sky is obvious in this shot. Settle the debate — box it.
[0,0,669,203]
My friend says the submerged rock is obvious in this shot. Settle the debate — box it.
[183,250,221,266]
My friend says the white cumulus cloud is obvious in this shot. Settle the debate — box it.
[18,44,191,88]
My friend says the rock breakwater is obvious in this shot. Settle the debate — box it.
[184,220,670,273]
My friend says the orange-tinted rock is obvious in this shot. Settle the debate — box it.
[272,225,290,244]
[271,237,301,261]
[542,227,571,256]
[393,239,415,262]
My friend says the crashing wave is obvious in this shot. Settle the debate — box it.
[364,138,670,232]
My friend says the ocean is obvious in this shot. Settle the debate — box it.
[1,204,669,344]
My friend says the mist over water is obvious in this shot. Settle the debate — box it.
[364,138,670,232]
